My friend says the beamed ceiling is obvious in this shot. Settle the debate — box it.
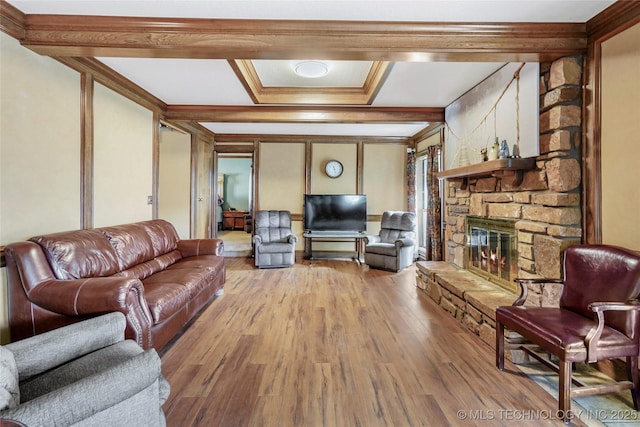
[2,0,634,141]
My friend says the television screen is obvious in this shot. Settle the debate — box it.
[304,194,367,232]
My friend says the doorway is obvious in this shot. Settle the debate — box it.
[216,153,254,256]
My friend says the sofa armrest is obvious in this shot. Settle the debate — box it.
[252,235,262,245]
[1,349,164,426]
[25,277,153,349]
[178,238,224,257]
[5,312,126,380]
[288,234,298,244]
[28,277,149,316]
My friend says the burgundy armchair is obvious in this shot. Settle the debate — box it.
[496,244,640,422]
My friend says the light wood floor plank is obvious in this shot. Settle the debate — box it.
[161,258,578,426]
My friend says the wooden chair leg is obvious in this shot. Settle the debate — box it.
[626,355,640,410]
[559,360,572,423]
[496,321,505,370]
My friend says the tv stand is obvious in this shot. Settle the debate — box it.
[302,231,366,263]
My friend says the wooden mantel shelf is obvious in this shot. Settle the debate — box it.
[436,157,536,188]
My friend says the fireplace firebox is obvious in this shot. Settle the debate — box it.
[466,216,518,293]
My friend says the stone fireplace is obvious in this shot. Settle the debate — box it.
[416,55,584,349]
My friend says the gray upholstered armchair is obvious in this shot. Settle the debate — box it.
[364,211,418,272]
[252,210,298,268]
[0,312,169,427]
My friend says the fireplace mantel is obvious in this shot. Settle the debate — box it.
[437,157,536,188]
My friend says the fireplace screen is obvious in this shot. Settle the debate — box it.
[466,216,518,292]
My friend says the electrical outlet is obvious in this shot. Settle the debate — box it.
[147,196,153,205]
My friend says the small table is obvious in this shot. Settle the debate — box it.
[302,231,366,263]
[222,210,247,230]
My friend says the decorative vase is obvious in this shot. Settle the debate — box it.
[488,141,499,160]
[499,140,510,158]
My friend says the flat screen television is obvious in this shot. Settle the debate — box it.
[303,194,367,232]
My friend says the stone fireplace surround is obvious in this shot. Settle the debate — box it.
[416,55,583,350]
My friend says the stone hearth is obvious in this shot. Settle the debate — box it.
[416,261,516,348]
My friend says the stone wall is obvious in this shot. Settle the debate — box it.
[443,56,584,307]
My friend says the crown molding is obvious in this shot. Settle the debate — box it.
[0,0,25,39]
[16,15,586,62]
[587,0,640,42]
[164,105,444,123]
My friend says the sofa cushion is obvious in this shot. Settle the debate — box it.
[167,256,225,295]
[142,280,192,324]
[146,269,211,298]
[141,220,180,257]
[101,223,155,271]
[0,346,20,410]
[31,229,120,280]
[168,255,224,274]
[114,251,184,282]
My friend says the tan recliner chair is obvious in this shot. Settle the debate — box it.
[364,211,418,272]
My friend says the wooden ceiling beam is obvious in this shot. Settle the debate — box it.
[164,105,444,123]
[18,15,587,62]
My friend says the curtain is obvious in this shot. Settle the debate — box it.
[407,149,416,212]
[425,145,442,261]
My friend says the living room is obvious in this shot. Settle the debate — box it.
[1,0,640,425]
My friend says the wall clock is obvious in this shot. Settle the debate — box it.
[324,160,343,178]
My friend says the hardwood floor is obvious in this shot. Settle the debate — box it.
[161,258,578,426]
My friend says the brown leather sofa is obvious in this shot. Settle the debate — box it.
[4,219,225,351]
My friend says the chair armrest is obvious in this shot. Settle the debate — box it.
[395,238,415,248]
[364,235,380,245]
[252,235,262,245]
[584,301,640,362]
[288,234,298,244]
[178,238,224,256]
[1,349,163,426]
[5,312,126,380]
[511,278,564,306]
[589,301,640,312]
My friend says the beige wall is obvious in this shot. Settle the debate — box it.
[363,143,407,214]
[93,83,154,227]
[601,22,640,251]
[258,142,306,250]
[0,33,82,343]
[159,127,191,239]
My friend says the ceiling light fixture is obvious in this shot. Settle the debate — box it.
[293,61,329,78]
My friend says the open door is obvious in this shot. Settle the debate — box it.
[214,148,255,256]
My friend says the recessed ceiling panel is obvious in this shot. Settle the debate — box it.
[253,60,373,87]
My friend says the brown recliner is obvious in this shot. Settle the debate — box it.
[496,244,640,422]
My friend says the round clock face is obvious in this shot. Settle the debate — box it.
[325,160,343,178]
